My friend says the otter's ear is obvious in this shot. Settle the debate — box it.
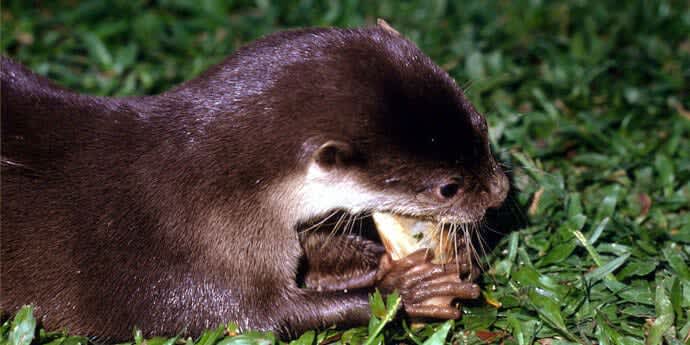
[313,140,354,169]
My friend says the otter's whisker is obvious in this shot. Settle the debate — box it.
[452,223,459,269]
[299,210,340,233]
[462,223,475,278]
[345,213,357,238]
[321,211,348,251]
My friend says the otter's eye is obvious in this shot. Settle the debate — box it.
[434,176,464,201]
[438,181,460,199]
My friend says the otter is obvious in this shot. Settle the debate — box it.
[1,23,508,341]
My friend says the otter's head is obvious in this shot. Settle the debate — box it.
[185,24,508,238]
[263,26,509,228]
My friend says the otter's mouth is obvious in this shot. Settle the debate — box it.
[299,210,479,267]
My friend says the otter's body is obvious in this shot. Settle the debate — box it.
[1,26,508,341]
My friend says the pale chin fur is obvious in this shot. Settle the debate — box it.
[270,163,416,226]
[271,163,471,228]
[296,163,389,219]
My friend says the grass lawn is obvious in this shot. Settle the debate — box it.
[2,0,689,344]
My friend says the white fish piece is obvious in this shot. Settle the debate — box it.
[372,212,454,264]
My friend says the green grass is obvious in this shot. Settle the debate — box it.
[2,0,690,344]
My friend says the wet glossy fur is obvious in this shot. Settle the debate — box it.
[1,26,507,341]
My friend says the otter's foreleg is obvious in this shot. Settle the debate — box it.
[276,249,479,337]
[299,232,384,291]
[277,288,372,337]
[292,234,480,331]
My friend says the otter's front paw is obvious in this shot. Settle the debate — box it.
[375,249,480,319]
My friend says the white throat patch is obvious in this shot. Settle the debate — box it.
[269,163,436,227]
[293,163,383,220]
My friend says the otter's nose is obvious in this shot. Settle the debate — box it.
[486,171,509,208]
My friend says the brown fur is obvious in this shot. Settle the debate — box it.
[1,26,508,341]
